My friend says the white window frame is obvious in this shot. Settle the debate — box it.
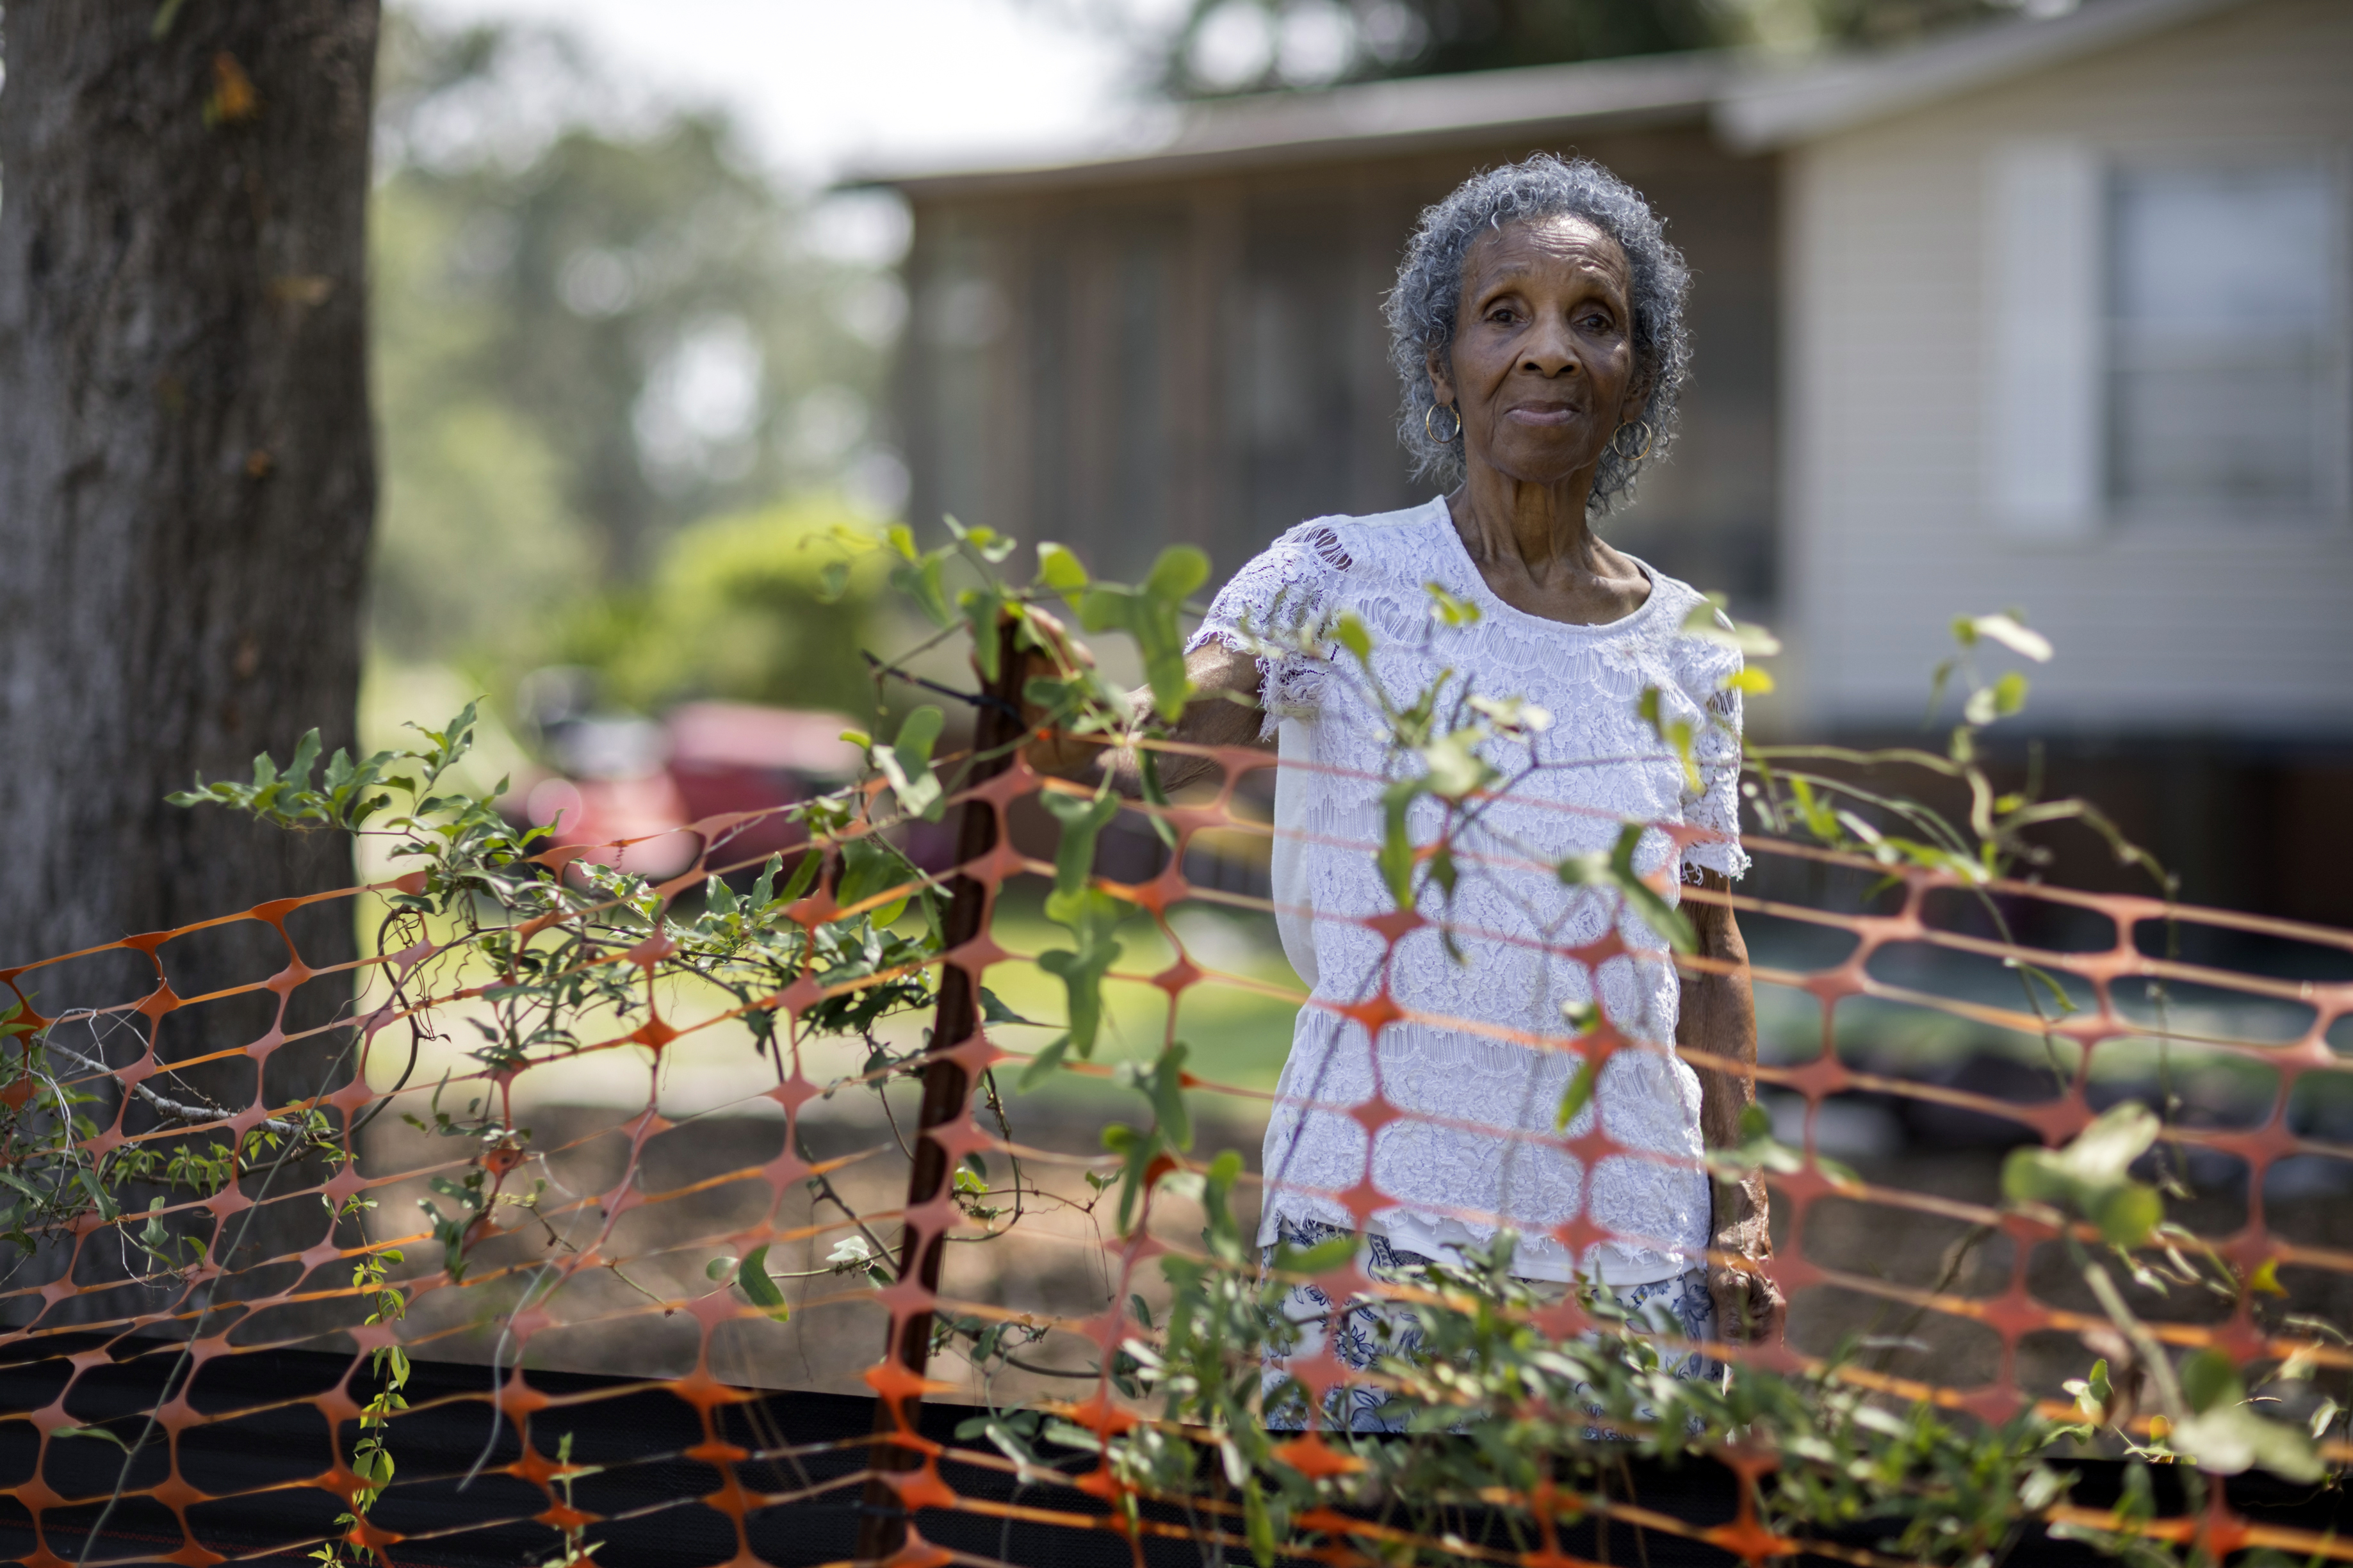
[1987,140,2105,541]
[1983,140,2352,538]
[2102,147,2350,526]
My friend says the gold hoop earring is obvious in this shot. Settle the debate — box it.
[1611,419,1654,463]
[1424,403,1462,444]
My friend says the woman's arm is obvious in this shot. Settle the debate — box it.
[1681,871,1788,1345]
[1020,632,1270,794]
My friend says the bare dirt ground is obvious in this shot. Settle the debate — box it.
[348,1077,2348,1420]
[353,1082,1270,1412]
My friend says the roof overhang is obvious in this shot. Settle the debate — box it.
[851,0,2267,200]
[849,51,1733,201]
[1714,0,2253,151]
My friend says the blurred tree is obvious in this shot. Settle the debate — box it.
[370,10,904,656]
[0,0,378,1286]
[1143,0,2069,96]
[551,494,890,723]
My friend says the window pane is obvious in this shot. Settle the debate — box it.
[2113,363,2320,506]
[2110,166,2337,506]
[2113,166,2332,329]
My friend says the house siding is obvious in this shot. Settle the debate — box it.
[1783,0,2353,737]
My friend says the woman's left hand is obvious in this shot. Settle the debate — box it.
[1707,1243,1787,1346]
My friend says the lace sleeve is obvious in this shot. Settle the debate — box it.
[1677,611,1751,882]
[1184,521,1352,740]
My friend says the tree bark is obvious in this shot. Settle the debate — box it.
[0,1,380,1301]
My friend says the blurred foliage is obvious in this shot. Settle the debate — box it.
[368,9,905,704]
[1139,0,2068,97]
[550,494,890,722]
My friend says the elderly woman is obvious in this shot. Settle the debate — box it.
[1032,154,1780,1428]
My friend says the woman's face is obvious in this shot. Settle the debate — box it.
[1429,214,1646,489]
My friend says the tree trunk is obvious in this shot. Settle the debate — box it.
[0,1,380,1311]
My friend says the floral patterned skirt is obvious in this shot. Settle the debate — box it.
[1260,1215,1722,1434]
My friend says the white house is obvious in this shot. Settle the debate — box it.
[868,0,2353,919]
[1723,0,2353,746]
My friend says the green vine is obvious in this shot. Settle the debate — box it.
[108,521,2347,1567]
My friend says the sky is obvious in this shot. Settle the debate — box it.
[404,0,1160,188]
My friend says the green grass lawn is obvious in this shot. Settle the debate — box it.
[976,876,1303,1106]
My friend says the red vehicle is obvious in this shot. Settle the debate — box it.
[518,702,862,882]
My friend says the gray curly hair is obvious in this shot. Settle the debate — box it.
[1386,154,1691,513]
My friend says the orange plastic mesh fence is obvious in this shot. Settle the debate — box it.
[1,729,2349,1568]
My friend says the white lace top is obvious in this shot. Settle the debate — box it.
[1187,497,1748,1284]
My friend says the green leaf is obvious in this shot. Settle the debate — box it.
[2001,1102,2164,1247]
[1037,541,1090,597]
[1720,1100,1805,1176]
[2053,1101,2158,1186]
[1075,546,1208,721]
[954,520,1018,565]
[1424,581,1481,628]
[778,847,823,905]
[747,853,781,911]
[1041,790,1121,900]
[1127,750,1178,853]
[877,706,947,821]
[1144,542,1210,604]
[2090,1183,2163,1249]
[1244,1478,1279,1567]
[892,552,953,629]
[1421,729,1495,800]
[76,1167,120,1221]
[1018,1034,1073,1091]
[1970,612,2054,663]
[979,988,1036,1027]
[1331,613,1373,665]
[1681,597,1782,657]
[1606,822,1695,953]
[1099,1122,1166,1234]
[54,1426,133,1451]
[735,1245,789,1320]
[1272,1233,1358,1276]
[1633,685,1689,778]
[836,837,902,911]
[1378,779,1425,910]
[286,729,323,791]
[1428,842,1458,900]
[961,587,1006,681]
[1039,890,1125,1058]
[2180,1348,2240,1415]
[1118,1041,1193,1152]
[1554,1058,1597,1131]
[981,1418,1046,1469]
[2170,1403,2324,1482]
[1197,1149,1246,1264]
[705,874,740,919]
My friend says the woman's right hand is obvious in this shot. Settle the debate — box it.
[1000,609,1111,781]
[997,615,1271,793]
